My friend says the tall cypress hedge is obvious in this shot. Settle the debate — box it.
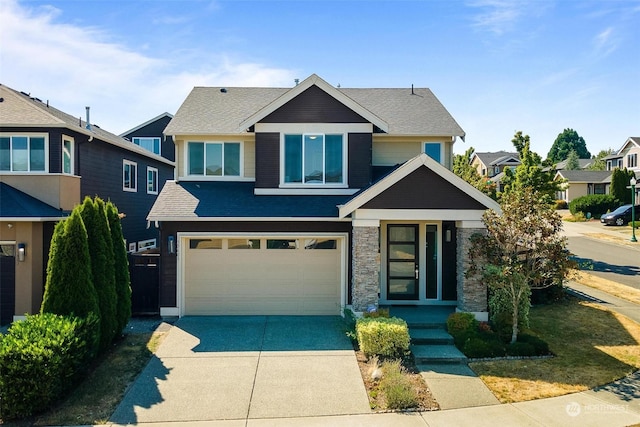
[41,210,99,318]
[79,197,117,352]
[106,201,132,334]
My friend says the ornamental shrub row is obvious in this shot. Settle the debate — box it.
[568,194,616,218]
[0,313,99,419]
[356,317,410,358]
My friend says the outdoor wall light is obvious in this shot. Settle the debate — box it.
[17,243,26,262]
[445,228,452,243]
[167,235,175,254]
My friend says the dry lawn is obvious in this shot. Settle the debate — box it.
[573,270,640,305]
[470,297,640,403]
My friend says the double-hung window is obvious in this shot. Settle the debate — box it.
[62,136,73,174]
[133,137,161,155]
[283,133,344,185]
[187,142,241,177]
[123,160,137,192]
[0,134,47,172]
[147,167,158,194]
[628,153,638,168]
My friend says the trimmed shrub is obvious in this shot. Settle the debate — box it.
[356,317,410,358]
[555,199,568,210]
[446,312,478,337]
[569,194,616,218]
[41,211,99,320]
[463,337,505,358]
[506,341,535,357]
[80,196,117,352]
[379,359,418,409]
[517,333,550,356]
[0,313,99,419]
[106,201,131,335]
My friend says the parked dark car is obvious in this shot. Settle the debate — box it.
[600,204,640,226]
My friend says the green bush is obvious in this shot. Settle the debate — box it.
[356,317,410,358]
[363,308,390,318]
[379,359,418,409]
[0,313,99,419]
[569,194,616,218]
[506,341,535,357]
[555,199,568,210]
[463,336,505,358]
[517,333,550,356]
[446,312,478,337]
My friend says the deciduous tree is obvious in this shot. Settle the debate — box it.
[453,147,497,199]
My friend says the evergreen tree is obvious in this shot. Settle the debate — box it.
[547,128,591,163]
[79,196,117,351]
[611,168,636,205]
[501,131,562,204]
[106,201,132,334]
[41,211,99,318]
[565,149,580,170]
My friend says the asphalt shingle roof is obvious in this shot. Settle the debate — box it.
[164,84,465,137]
[0,183,67,219]
[147,181,352,219]
[556,170,612,183]
[473,151,520,166]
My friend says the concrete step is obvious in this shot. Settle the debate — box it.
[411,344,468,365]
[404,321,447,330]
[410,328,454,345]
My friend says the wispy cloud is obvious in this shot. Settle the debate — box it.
[0,0,295,133]
[467,0,550,36]
[592,27,619,59]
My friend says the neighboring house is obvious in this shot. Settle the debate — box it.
[556,137,640,204]
[544,158,593,172]
[554,170,611,203]
[470,151,520,178]
[120,112,175,163]
[0,84,174,324]
[148,74,500,320]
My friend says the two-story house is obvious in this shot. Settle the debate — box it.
[605,137,639,174]
[148,74,499,320]
[0,84,174,325]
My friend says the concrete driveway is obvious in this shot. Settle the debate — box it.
[110,316,371,424]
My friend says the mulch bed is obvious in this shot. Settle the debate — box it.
[355,350,440,412]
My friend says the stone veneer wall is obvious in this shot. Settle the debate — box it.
[456,227,487,313]
[352,226,380,312]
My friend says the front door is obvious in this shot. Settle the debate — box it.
[387,225,419,300]
[0,245,16,326]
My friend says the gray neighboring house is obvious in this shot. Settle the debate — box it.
[554,170,612,203]
[148,74,499,320]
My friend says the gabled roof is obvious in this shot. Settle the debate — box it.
[338,153,500,218]
[615,137,640,154]
[147,181,352,221]
[164,74,465,138]
[0,183,67,221]
[119,112,173,137]
[471,151,520,167]
[0,84,173,166]
[554,170,612,183]
[544,158,593,172]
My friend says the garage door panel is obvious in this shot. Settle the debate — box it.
[184,238,342,316]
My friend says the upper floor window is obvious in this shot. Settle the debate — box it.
[188,141,241,177]
[628,153,638,168]
[147,166,158,194]
[123,160,137,192]
[424,142,442,164]
[0,134,47,172]
[283,134,344,185]
[62,136,74,174]
[133,137,161,155]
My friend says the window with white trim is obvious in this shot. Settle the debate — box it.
[123,160,137,192]
[62,136,73,174]
[283,133,344,185]
[628,153,638,168]
[0,134,47,172]
[187,141,241,176]
[147,166,158,194]
[133,137,161,155]
[137,239,157,251]
[424,142,442,163]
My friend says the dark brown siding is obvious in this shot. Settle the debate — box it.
[442,221,457,301]
[348,133,372,188]
[362,167,488,210]
[255,132,280,188]
[262,86,368,124]
[158,221,353,308]
[121,115,175,162]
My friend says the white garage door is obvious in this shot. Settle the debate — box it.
[183,237,343,315]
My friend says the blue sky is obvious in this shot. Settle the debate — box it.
[1,0,638,157]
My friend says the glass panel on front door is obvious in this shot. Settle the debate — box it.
[387,225,419,300]
[426,225,438,299]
